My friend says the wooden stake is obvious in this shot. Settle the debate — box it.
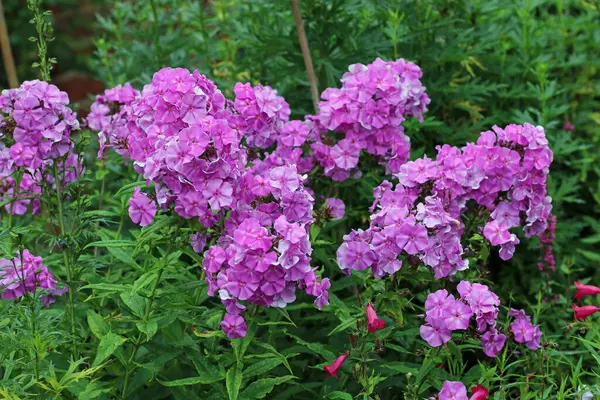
[0,0,18,88]
[291,0,319,114]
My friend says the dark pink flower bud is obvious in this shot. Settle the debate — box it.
[574,281,600,302]
[366,302,386,333]
[470,384,489,400]
[563,120,575,131]
[324,351,349,378]
[572,304,600,321]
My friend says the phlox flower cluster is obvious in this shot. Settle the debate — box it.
[244,58,429,183]
[419,281,542,356]
[420,281,507,357]
[0,80,78,167]
[0,250,67,306]
[508,309,542,350]
[248,117,320,177]
[232,82,290,149]
[0,80,81,215]
[315,58,430,178]
[123,68,329,338]
[87,83,140,158]
[127,67,246,225]
[337,123,553,279]
[203,165,330,338]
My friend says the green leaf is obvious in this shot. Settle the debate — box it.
[226,364,243,400]
[193,329,224,338]
[447,341,463,364]
[326,391,353,400]
[239,375,296,399]
[84,240,136,250]
[581,234,600,244]
[479,243,490,261]
[231,322,256,362]
[380,362,420,375]
[87,310,109,339]
[106,246,142,270]
[285,332,335,360]
[577,249,600,262]
[158,373,224,387]
[142,352,182,377]
[190,354,226,382]
[81,210,119,218]
[81,283,129,292]
[310,225,321,241]
[120,292,146,318]
[243,358,283,381]
[93,332,127,367]
[115,181,146,197]
[131,271,158,295]
[253,342,293,374]
[386,343,409,354]
[415,358,437,386]
[328,317,358,336]
[136,319,158,342]
[95,168,109,180]
[76,381,112,399]
[313,239,336,247]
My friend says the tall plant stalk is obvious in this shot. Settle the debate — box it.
[121,243,172,399]
[291,0,319,114]
[53,164,78,358]
[27,0,55,81]
[27,0,78,358]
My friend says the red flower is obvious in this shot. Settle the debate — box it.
[470,384,489,400]
[572,304,600,321]
[324,351,349,378]
[366,302,385,333]
[574,281,600,302]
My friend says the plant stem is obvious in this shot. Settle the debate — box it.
[360,334,368,378]
[464,205,483,236]
[291,0,319,114]
[149,0,164,68]
[0,0,19,87]
[52,163,77,358]
[29,302,41,398]
[95,162,107,258]
[7,172,21,256]
[100,214,125,309]
[121,249,168,399]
